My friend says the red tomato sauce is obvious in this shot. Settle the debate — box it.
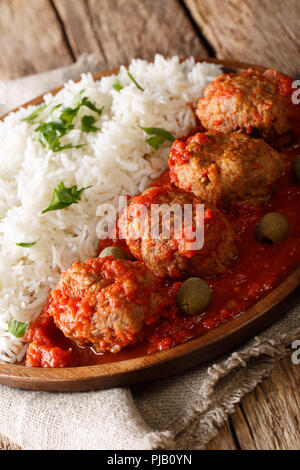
[25,140,300,368]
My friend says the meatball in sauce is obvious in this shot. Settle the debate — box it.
[38,258,176,356]
[24,66,300,368]
[118,185,238,278]
[196,68,300,140]
[169,131,284,208]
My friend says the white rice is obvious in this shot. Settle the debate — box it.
[0,55,222,363]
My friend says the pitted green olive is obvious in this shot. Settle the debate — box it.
[256,212,289,244]
[293,155,300,182]
[177,278,212,316]
[99,246,126,260]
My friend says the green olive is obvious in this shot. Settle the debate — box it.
[99,246,126,260]
[293,155,300,182]
[177,278,212,316]
[256,212,289,244]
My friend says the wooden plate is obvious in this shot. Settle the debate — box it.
[0,59,299,392]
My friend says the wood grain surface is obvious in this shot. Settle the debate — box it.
[0,0,299,451]
[208,355,300,450]
[184,0,300,77]
[53,0,209,68]
[0,0,73,80]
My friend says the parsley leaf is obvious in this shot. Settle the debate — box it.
[8,319,29,338]
[113,77,124,92]
[139,126,175,150]
[22,104,47,124]
[75,89,85,106]
[59,97,103,126]
[23,104,63,124]
[42,182,92,214]
[16,240,39,248]
[81,115,99,133]
[60,106,80,125]
[80,97,104,116]
[35,121,77,152]
[127,72,144,91]
[27,95,104,152]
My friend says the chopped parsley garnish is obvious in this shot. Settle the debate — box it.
[139,126,175,150]
[22,104,47,124]
[22,103,62,124]
[113,77,124,92]
[127,72,144,91]
[16,240,39,248]
[42,182,92,214]
[75,89,85,106]
[35,120,78,152]
[24,95,104,152]
[81,115,99,133]
[8,319,29,338]
[59,106,80,125]
[80,97,104,116]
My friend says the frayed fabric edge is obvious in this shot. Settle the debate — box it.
[145,326,300,450]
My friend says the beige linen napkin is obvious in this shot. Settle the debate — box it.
[0,56,299,450]
[0,55,107,115]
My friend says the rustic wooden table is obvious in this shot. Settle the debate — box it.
[0,0,299,451]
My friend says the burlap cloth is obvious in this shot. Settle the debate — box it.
[0,56,299,450]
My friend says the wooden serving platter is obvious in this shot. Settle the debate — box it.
[0,59,299,392]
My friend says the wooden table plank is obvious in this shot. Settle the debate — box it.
[206,420,238,450]
[208,355,300,450]
[231,356,300,450]
[0,0,73,80]
[52,0,209,68]
[184,0,300,76]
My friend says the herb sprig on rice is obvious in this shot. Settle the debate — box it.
[23,96,104,153]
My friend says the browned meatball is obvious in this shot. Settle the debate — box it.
[48,257,171,353]
[118,186,237,278]
[197,68,298,139]
[169,131,284,208]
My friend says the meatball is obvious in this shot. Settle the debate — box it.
[119,185,237,278]
[47,257,171,354]
[169,131,284,208]
[197,68,298,139]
